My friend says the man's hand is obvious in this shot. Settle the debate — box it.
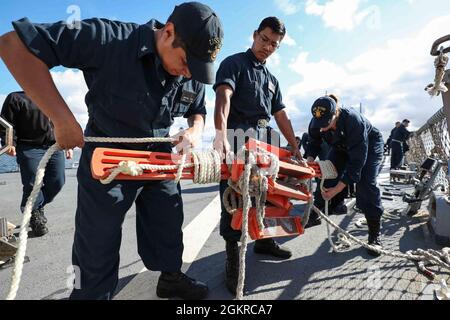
[321,182,346,201]
[171,127,201,154]
[213,130,230,161]
[65,149,74,160]
[5,146,16,157]
[290,148,303,162]
[53,118,84,150]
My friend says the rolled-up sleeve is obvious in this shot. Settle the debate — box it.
[12,17,113,70]
[184,83,207,118]
[213,56,240,92]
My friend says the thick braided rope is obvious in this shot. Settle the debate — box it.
[6,135,183,300]
[316,161,352,252]
[426,49,449,97]
[234,149,281,300]
[236,161,252,300]
[100,150,222,185]
[84,137,176,144]
[6,144,62,300]
[313,205,450,271]
[315,159,450,284]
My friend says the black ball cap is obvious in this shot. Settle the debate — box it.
[169,2,224,84]
[310,96,337,129]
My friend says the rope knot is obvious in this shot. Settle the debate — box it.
[118,161,143,177]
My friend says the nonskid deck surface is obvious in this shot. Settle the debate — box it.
[0,159,446,300]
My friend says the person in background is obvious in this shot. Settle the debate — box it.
[385,121,400,156]
[390,119,411,170]
[0,91,72,236]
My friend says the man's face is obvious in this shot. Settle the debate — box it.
[252,27,283,62]
[403,121,410,128]
[158,23,192,79]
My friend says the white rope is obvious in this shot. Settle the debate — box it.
[83,137,176,144]
[315,161,352,252]
[315,159,450,281]
[236,161,252,300]
[6,144,61,300]
[436,279,450,300]
[220,147,281,300]
[11,135,447,300]
[6,135,187,300]
[313,204,450,272]
[99,150,223,185]
[426,48,449,97]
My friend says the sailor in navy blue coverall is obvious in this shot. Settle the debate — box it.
[390,119,411,169]
[305,96,385,257]
[0,2,223,300]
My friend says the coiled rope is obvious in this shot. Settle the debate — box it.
[426,47,449,97]
[7,136,179,300]
[7,137,450,300]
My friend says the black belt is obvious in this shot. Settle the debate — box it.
[229,117,270,128]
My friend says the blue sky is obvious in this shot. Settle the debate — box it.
[1,0,450,143]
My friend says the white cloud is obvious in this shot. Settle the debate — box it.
[285,14,450,137]
[283,32,297,46]
[51,69,89,129]
[305,0,380,31]
[0,94,6,108]
[267,52,282,69]
[274,0,302,15]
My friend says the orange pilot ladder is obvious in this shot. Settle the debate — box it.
[90,139,323,240]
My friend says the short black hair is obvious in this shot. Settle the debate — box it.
[257,17,286,37]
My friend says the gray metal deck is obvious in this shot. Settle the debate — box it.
[0,159,448,300]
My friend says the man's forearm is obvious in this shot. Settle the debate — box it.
[214,89,231,133]
[0,32,75,126]
[274,110,298,149]
[188,114,205,132]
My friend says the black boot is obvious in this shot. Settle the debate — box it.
[225,240,239,295]
[156,271,208,300]
[30,207,48,237]
[367,219,383,257]
[332,202,347,215]
[254,238,292,259]
[304,210,322,229]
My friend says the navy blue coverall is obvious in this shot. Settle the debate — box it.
[305,108,385,221]
[214,49,285,242]
[390,124,410,169]
[12,17,207,299]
